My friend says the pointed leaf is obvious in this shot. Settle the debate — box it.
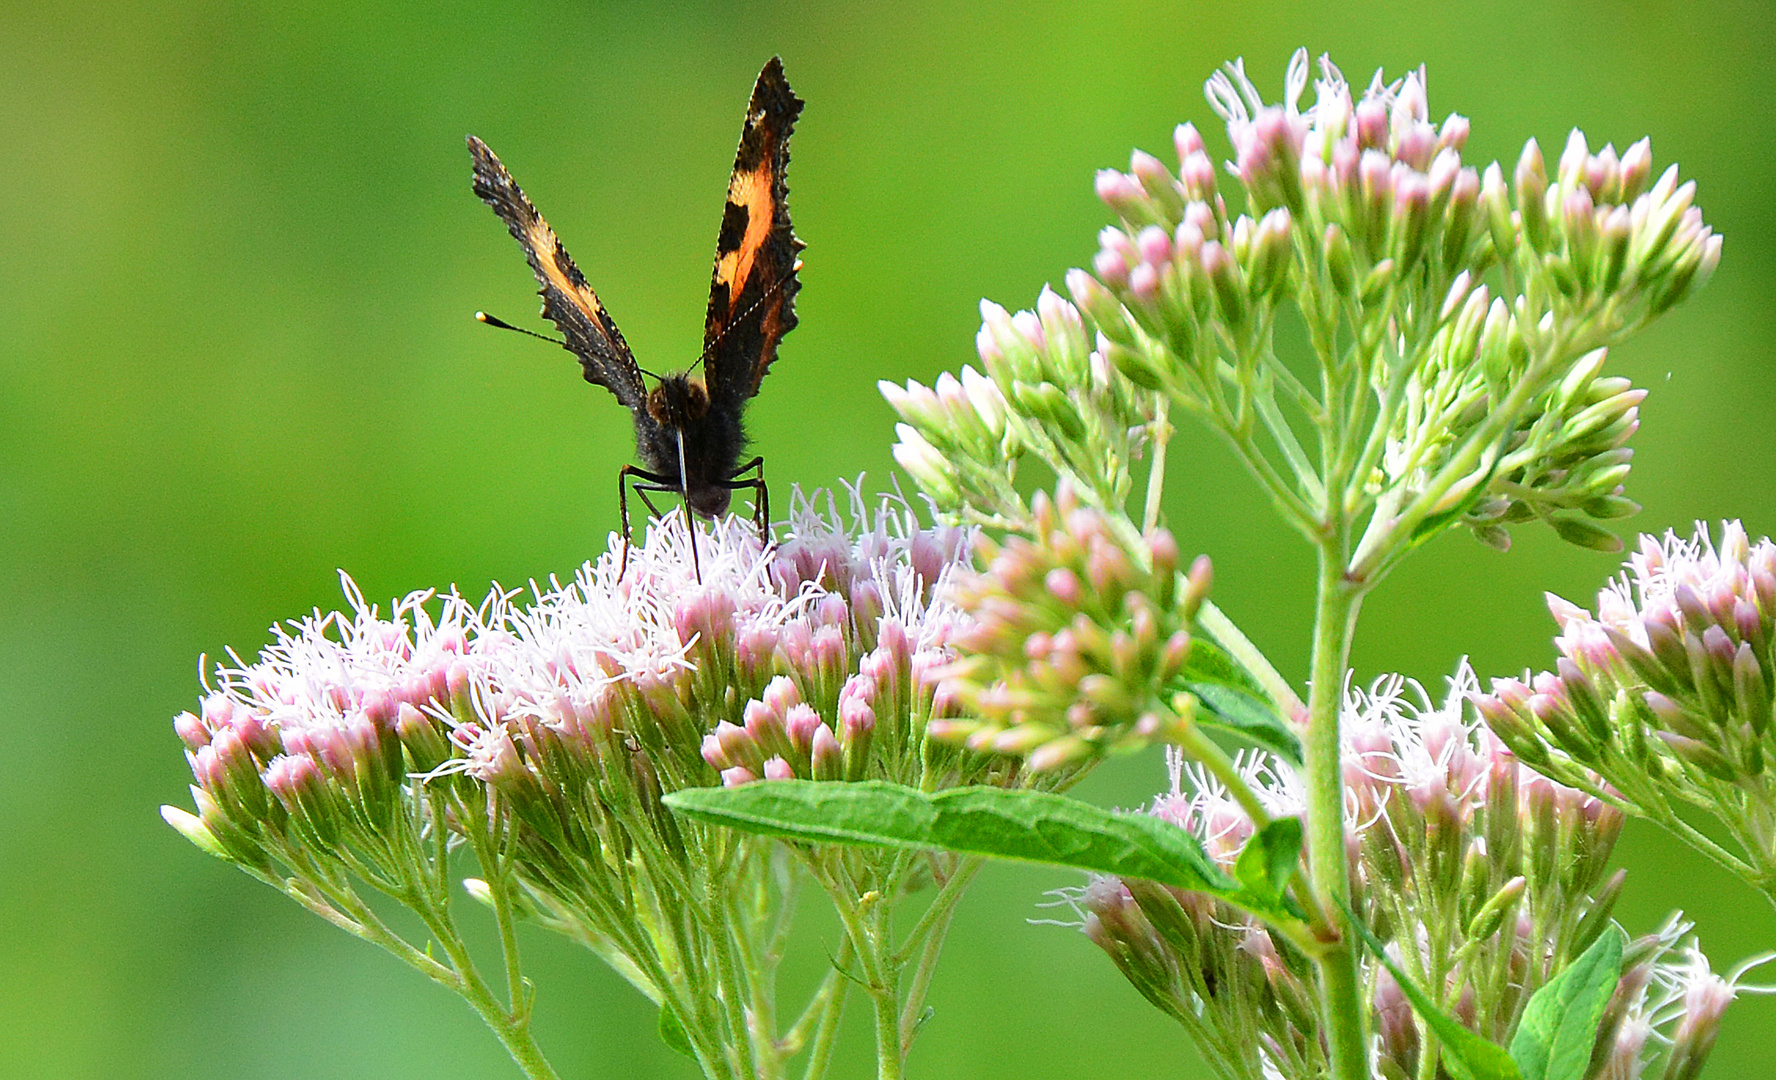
[1509,927,1624,1080]
[665,781,1301,924]
[1182,637,1270,700]
[657,1006,697,1060]
[1185,681,1302,763]
[667,780,1222,886]
[1233,817,1303,904]
[1344,902,1523,1080]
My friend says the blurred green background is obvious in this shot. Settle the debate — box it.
[4,0,1774,1077]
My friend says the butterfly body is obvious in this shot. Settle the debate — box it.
[637,373,744,518]
[469,58,803,565]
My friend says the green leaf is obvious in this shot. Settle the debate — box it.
[658,1005,696,1060]
[665,781,1303,924]
[1181,637,1270,700]
[1232,817,1302,904]
[1185,681,1303,764]
[1174,636,1301,763]
[1508,927,1624,1080]
[1343,902,1523,1080]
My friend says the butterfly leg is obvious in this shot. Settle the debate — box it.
[718,456,771,550]
[617,464,691,580]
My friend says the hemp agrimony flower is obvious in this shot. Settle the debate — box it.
[927,482,1217,770]
[1071,668,1740,1080]
[867,48,1726,1080]
[166,489,1019,1080]
[1478,521,1776,901]
[161,43,1753,1080]
[889,51,1716,572]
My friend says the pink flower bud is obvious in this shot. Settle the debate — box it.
[700,732,730,771]
[1354,98,1388,150]
[1180,150,1216,200]
[721,765,759,788]
[1092,246,1130,288]
[1173,122,1205,161]
[200,692,234,728]
[776,701,815,749]
[1136,225,1171,268]
[1127,261,1159,303]
[174,711,210,751]
[811,724,843,781]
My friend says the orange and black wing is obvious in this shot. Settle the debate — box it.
[468,135,648,410]
[701,57,804,411]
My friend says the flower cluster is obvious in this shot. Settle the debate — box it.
[886,52,1717,575]
[882,282,1160,530]
[927,484,1208,769]
[167,487,994,1079]
[1071,666,1736,1080]
[1477,521,1776,889]
[171,576,477,874]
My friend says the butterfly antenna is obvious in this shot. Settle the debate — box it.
[475,311,566,346]
[691,264,801,376]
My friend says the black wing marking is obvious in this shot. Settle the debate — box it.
[468,134,647,410]
[702,57,804,410]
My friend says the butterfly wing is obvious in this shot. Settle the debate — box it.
[468,135,648,410]
[701,57,804,412]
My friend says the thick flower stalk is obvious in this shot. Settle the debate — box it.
[1478,521,1776,900]
[1073,667,1740,1080]
[166,488,1009,1080]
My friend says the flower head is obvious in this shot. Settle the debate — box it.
[169,486,995,870]
[927,483,1206,770]
[1067,662,1633,1080]
[1479,520,1776,887]
[886,51,1717,568]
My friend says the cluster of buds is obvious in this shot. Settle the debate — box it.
[1477,521,1776,886]
[928,484,1208,770]
[883,283,1162,529]
[701,675,853,785]
[166,487,998,1078]
[890,50,1717,576]
[1448,346,1645,554]
[1072,666,1738,1080]
[169,576,477,875]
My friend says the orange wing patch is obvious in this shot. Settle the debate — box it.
[468,134,647,409]
[713,156,775,312]
[702,58,804,407]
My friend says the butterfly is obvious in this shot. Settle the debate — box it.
[468,56,804,578]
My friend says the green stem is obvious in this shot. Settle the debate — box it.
[1305,543,1369,1080]
[894,858,982,1051]
[367,882,562,1080]
[792,937,852,1080]
[1170,715,1273,828]
[888,856,984,968]
[1348,332,1575,581]
[1223,422,1320,536]
[817,866,902,1080]
[1142,397,1172,534]
[472,804,529,1017]
[1647,800,1762,883]
[1252,385,1327,507]
[707,899,762,1080]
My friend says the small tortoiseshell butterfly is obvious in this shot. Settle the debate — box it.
[468,57,804,577]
